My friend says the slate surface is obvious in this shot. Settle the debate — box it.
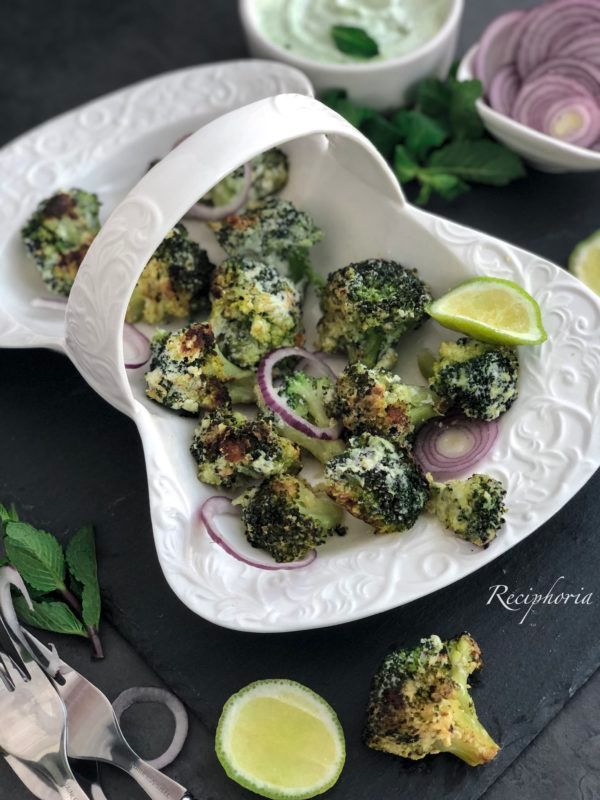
[1,1,599,799]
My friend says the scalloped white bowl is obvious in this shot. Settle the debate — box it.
[458,45,600,173]
[1,61,599,633]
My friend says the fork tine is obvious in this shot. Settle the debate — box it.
[0,652,15,691]
[0,612,30,681]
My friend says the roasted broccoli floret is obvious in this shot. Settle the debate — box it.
[331,363,441,445]
[427,474,507,547]
[190,408,301,488]
[203,148,289,208]
[144,323,254,415]
[364,633,500,766]
[21,189,100,296]
[324,433,429,534]
[210,256,303,369]
[317,259,432,368]
[210,197,323,282]
[256,370,345,463]
[429,338,519,421]
[126,224,213,324]
[234,474,346,562]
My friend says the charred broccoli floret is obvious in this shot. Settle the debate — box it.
[127,224,213,324]
[429,338,518,421]
[190,408,301,488]
[21,189,100,296]
[210,256,303,369]
[234,474,346,562]
[427,474,507,547]
[324,433,428,534]
[317,259,432,368]
[331,363,441,445]
[144,323,254,415]
[364,633,500,766]
[210,197,323,283]
[203,148,289,208]
[257,370,345,463]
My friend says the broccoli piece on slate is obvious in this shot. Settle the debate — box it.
[127,223,213,324]
[427,473,507,547]
[364,633,500,766]
[429,338,518,421]
[210,255,303,370]
[204,148,289,208]
[190,408,301,489]
[324,433,429,534]
[144,323,254,415]
[210,197,323,283]
[234,474,346,563]
[21,188,100,296]
[257,370,345,463]
[317,259,432,369]
[331,362,441,445]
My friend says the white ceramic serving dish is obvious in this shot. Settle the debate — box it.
[1,61,600,634]
[239,0,464,109]
[458,45,600,173]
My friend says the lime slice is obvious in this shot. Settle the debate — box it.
[569,230,600,296]
[216,679,345,800]
[428,277,547,345]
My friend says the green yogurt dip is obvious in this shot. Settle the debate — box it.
[254,0,452,64]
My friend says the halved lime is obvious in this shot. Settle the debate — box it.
[216,679,345,800]
[569,230,600,296]
[428,277,547,345]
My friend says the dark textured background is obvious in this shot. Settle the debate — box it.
[1,1,599,798]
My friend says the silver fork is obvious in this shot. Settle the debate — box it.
[0,656,89,800]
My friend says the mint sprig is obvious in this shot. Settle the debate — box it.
[331,25,379,58]
[0,505,103,659]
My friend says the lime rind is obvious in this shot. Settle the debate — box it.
[569,229,600,296]
[216,678,346,800]
[428,277,547,346]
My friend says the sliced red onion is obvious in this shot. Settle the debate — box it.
[562,29,600,68]
[527,58,600,103]
[414,416,499,481]
[200,496,317,570]
[113,687,188,769]
[543,96,600,147]
[31,297,68,311]
[184,162,252,222]
[257,347,341,441]
[474,9,526,91]
[488,65,521,115]
[516,0,600,78]
[124,323,151,370]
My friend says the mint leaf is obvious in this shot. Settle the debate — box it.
[428,140,526,185]
[319,89,376,128]
[391,109,448,159]
[449,78,484,140]
[4,522,66,593]
[331,25,379,58]
[420,173,470,203]
[362,114,403,159]
[66,524,101,629]
[393,145,420,183]
[415,78,452,120]
[0,557,9,568]
[13,595,87,637]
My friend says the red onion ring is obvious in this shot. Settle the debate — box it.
[200,496,317,570]
[113,687,188,769]
[489,65,521,116]
[413,416,499,481]
[31,297,68,311]
[474,9,526,92]
[257,347,342,441]
[124,323,151,370]
[527,58,600,103]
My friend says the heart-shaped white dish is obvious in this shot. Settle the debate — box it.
[1,63,599,633]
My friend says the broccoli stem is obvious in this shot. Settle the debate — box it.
[445,705,500,766]
[219,352,256,404]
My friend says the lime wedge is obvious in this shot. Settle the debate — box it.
[216,679,345,800]
[428,277,547,345]
[569,230,600,296]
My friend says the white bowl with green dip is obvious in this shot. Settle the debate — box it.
[239,0,464,109]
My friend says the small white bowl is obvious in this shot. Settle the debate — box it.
[457,45,600,173]
[239,0,464,109]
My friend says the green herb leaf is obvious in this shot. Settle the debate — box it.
[362,114,404,160]
[419,172,470,203]
[13,595,87,637]
[428,140,526,185]
[66,524,101,629]
[393,145,420,183]
[448,78,484,140]
[415,78,452,120]
[391,109,448,159]
[330,25,379,58]
[4,522,66,593]
[0,503,19,525]
[287,248,325,289]
[0,557,9,568]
